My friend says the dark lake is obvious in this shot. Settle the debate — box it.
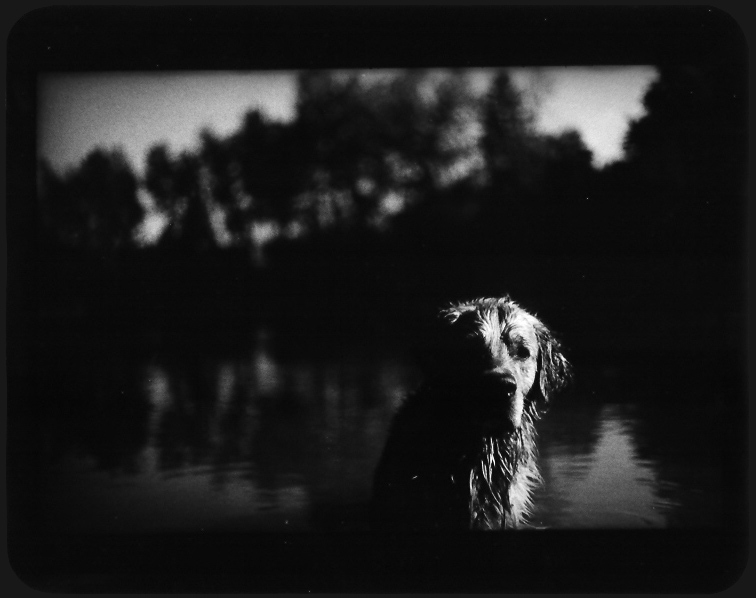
[13,312,732,537]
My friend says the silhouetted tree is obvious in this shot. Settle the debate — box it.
[229,110,307,225]
[37,149,144,252]
[537,129,595,200]
[624,64,746,200]
[481,71,538,198]
[37,159,81,248]
[620,61,746,255]
[196,130,238,246]
[144,143,216,253]
[293,70,486,233]
[294,71,385,229]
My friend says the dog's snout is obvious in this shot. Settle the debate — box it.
[483,372,518,396]
[501,376,517,396]
[475,372,523,433]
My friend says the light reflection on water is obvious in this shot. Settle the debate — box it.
[534,404,674,529]
[39,326,720,533]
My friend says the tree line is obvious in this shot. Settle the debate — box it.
[36,65,745,277]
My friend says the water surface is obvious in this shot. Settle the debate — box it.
[24,319,725,534]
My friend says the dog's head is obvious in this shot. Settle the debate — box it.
[424,296,571,433]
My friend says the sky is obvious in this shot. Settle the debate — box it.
[510,67,658,165]
[38,67,658,176]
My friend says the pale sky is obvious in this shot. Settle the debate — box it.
[38,67,658,175]
[38,71,298,176]
[511,67,659,165]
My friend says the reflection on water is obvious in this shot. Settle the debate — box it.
[534,404,674,529]
[34,323,723,534]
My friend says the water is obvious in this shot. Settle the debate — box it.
[19,318,725,535]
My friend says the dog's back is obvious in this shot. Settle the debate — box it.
[372,388,474,530]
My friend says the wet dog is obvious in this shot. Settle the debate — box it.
[372,296,571,531]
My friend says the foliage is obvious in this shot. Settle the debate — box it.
[623,63,747,200]
[38,148,143,251]
[611,61,746,254]
[36,64,744,265]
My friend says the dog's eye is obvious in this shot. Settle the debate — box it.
[515,345,531,359]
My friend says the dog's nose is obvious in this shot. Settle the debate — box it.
[501,377,517,397]
[484,372,518,397]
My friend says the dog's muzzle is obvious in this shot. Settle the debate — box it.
[479,371,517,396]
[474,373,522,432]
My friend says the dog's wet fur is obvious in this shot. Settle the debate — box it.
[372,296,571,531]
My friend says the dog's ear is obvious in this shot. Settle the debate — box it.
[415,305,479,377]
[534,323,572,406]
